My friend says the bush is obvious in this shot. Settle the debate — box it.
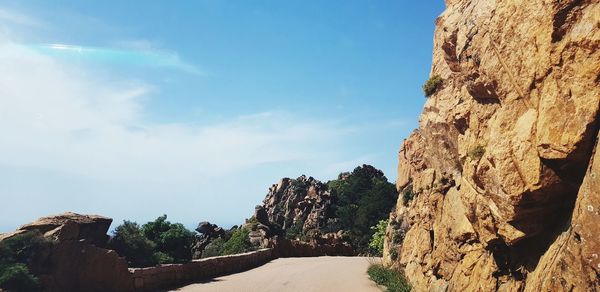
[222,228,254,255]
[111,215,196,267]
[368,219,388,256]
[0,263,39,292]
[152,251,174,264]
[142,215,196,263]
[109,221,157,268]
[201,238,226,258]
[0,231,49,292]
[422,75,443,97]
[285,220,305,240]
[367,264,411,292]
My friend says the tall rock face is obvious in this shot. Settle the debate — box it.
[384,0,599,291]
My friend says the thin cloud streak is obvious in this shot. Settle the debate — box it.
[29,43,202,74]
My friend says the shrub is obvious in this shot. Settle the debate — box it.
[401,185,414,206]
[422,75,443,97]
[0,231,48,292]
[142,215,196,263]
[201,238,226,258]
[222,228,254,255]
[367,264,411,292]
[152,251,174,264]
[368,219,388,256]
[468,145,486,161]
[109,221,157,268]
[285,220,305,240]
[0,263,39,292]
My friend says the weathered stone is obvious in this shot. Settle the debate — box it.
[19,212,112,247]
[384,0,600,290]
[0,213,133,292]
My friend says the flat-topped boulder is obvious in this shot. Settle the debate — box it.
[18,212,112,247]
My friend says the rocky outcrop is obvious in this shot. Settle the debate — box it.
[261,175,333,233]
[18,212,112,247]
[250,174,357,252]
[384,0,599,291]
[191,221,226,259]
[0,212,133,291]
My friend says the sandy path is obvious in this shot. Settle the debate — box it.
[173,256,381,292]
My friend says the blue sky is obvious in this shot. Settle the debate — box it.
[0,1,445,231]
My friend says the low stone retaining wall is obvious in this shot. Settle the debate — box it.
[273,239,354,258]
[126,240,353,291]
[130,248,274,291]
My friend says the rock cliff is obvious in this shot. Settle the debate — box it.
[384,0,599,291]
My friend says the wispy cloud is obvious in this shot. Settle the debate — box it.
[28,43,202,74]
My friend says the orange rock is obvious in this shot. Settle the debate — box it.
[384,0,600,290]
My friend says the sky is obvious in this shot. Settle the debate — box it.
[0,1,445,232]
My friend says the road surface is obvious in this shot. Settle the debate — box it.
[174,256,382,292]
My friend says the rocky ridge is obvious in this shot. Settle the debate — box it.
[383,0,599,291]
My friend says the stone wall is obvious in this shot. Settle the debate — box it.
[129,248,274,291]
[272,238,354,258]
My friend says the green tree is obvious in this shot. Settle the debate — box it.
[142,215,195,263]
[328,165,398,253]
[109,221,157,268]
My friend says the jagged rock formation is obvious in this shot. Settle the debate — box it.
[0,212,133,291]
[249,174,348,250]
[383,0,599,290]
[191,221,227,259]
[252,165,398,254]
[261,175,334,234]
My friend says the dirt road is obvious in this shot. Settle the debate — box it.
[174,256,381,292]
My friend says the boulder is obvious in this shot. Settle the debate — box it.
[18,212,112,247]
[0,212,133,292]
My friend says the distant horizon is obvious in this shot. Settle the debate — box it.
[1,163,395,233]
[0,1,445,232]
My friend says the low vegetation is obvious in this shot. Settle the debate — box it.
[422,75,443,97]
[110,215,195,267]
[0,231,51,292]
[109,221,159,267]
[201,237,227,258]
[367,264,411,292]
[110,215,256,266]
[368,219,388,256]
[221,228,254,255]
[141,215,195,263]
